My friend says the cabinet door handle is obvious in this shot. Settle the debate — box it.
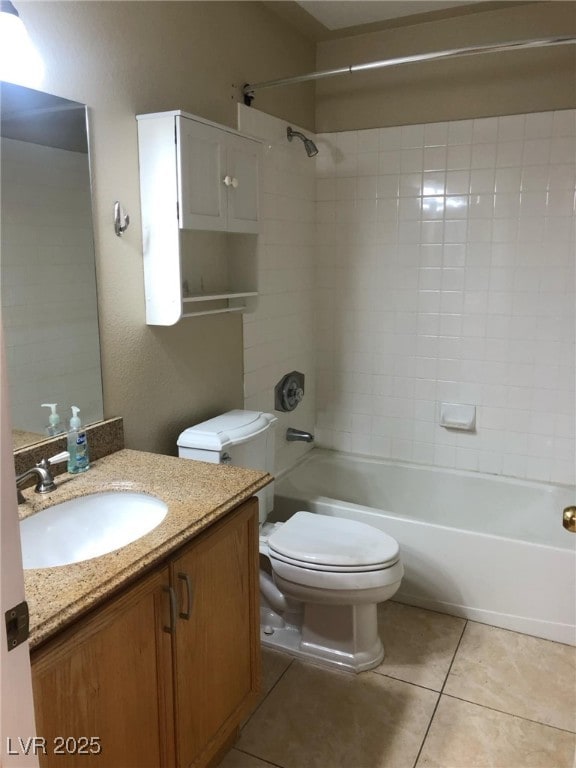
[177,572,193,620]
[163,586,177,634]
[222,175,239,189]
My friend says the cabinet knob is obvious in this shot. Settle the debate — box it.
[222,175,239,189]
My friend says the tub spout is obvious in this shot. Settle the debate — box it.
[286,428,314,443]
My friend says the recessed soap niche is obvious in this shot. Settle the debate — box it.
[180,229,258,316]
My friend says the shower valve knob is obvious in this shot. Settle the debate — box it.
[231,177,239,188]
[223,175,232,187]
[275,371,305,412]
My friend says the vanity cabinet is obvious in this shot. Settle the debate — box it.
[32,568,174,768]
[171,499,259,767]
[137,110,261,324]
[31,498,260,768]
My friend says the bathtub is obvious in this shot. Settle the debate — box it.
[273,450,576,646]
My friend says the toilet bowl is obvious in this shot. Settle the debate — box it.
[259,512,403,672]
[177,410,403,673]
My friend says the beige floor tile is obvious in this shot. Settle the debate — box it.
[217,748,279,768]
[242,648,293,729]
[238,659,438,768]
[416,695,576,768]
[375,601,466,690]
[261,647,293,699]
[444,622,576,731]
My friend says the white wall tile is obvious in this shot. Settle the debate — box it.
[240,106,575,487]
[424,122,448,147]
[552,109,576,136]
[314,108,575,485]
[497,114,526,142]
[473,117,499,144]
[525,112,554,139]
[401,124,425,148]
[471,143,497,168]
[378,126,402,151]
[238,106,316,473]
[447,119,473,145]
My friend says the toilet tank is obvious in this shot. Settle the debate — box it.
[177,410,277,523]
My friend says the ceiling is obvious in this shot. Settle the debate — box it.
[296,1,478,31]
[264,1,522,42]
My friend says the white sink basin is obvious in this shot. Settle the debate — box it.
[20,491,168,569]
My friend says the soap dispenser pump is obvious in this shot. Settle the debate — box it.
[67,406,90,474]
[42,403,64,436]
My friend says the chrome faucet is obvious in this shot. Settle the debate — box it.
[16,458,56,503]
[286,428,314,443]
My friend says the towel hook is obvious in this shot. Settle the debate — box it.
[113,201,130,237]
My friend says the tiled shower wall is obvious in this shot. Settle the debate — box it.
[238,106,316,473]
[315,111,575,485]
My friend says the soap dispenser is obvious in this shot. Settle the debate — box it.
[67,406,90,474]
[42,403,64,436]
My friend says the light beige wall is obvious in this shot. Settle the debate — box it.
[316,2,576,132]
[18,1,315,455]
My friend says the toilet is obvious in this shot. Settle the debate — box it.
[177,410,403,673]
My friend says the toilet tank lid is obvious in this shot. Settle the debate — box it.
[178,410,277,451]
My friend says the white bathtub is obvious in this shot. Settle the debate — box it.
[273,450,576,645]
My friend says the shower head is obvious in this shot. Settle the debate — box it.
[287,126,318,158]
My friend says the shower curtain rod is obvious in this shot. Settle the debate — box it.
[242,35,576,104]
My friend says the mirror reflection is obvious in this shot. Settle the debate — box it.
[0,81,104,449]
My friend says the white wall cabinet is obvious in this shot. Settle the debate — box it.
[137,111,260,325]
[177,117,259,233]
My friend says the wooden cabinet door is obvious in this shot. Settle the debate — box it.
[171,499,260,768]
[226,134,260,234]
[32,568,175,768]
[177,116,227,231]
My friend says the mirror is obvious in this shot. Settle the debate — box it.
[0,81,103,450]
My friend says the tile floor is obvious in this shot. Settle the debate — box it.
[218,602,576,768]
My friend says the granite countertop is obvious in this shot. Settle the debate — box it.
[19,448,272,649]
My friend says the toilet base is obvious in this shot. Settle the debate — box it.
[260,601,385,673]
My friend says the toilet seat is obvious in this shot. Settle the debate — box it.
[267,511,399,572]
[271,556,404,594]
[268,550,398,573]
